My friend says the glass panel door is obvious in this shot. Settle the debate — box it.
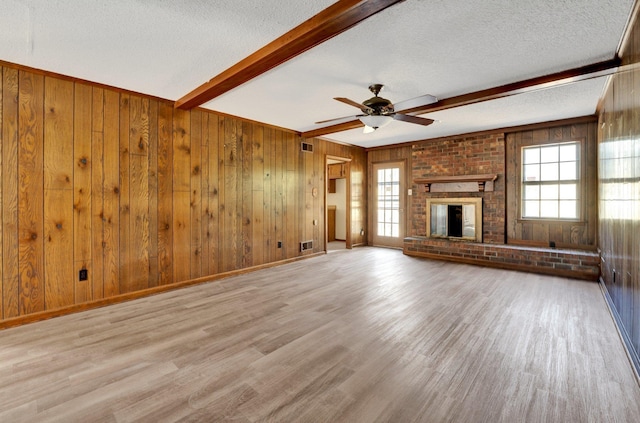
[372,161,405,248]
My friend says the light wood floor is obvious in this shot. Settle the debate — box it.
[1,247,639,422]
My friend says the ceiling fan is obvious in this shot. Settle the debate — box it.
[316,84,438,133]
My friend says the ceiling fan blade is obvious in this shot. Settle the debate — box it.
[363,125,376,134]
[394,94,438,111]
[315,114,357,124]
[334,97,374,113]
[393,113,435,126]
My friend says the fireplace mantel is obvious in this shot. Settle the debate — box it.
[415,174,498,192]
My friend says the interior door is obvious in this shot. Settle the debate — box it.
[372,161,405,248]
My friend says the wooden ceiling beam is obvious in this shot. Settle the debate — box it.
[175,0,405,110]
[301,58,621,139]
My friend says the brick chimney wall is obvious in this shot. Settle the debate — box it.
[411,133,506,244]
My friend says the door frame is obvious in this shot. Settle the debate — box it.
[371,160,407,248]
[325,155,352,251]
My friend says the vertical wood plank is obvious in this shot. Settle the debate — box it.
[173,109,191,192]
[43,77,73,190]
[18,70,45,315]
[44,190,74,309]
[157,101,173,285]
[190,110,202,278]
[130,154,150,292]
[263,128,272,264]
[217,117,227,271]
[222,118,237,272]
[43,76,75,308]
[91,87,105,300]
[206,113,220,276]
[173,190,190,283]
[242,121,253,268]
[285,133,297,259]
[2,67,20,318]
[172,109,190,282]
[273,129,283,260]
[118,94,131,294]
[532,223,549,242]
[252,190,265,266]
[128,96,150,292]
[252,125,264,266]
[102,89,120,298]
[130,96,148,156]
[73,84,93,302]
[234,120,243,270]
[200,113,210,276]
[148,99,159,288]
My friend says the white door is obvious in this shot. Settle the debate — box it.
[372,161,405,248]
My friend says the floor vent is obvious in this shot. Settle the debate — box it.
[301,142,314,153]
[300,240,313,251]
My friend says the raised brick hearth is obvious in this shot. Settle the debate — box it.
[404,237,600,280]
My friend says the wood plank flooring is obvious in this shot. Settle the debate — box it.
[1,247,639,422]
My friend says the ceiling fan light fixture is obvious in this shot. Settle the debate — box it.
[358,114,393,130]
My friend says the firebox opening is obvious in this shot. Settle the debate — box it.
[426,197,483,242]
[448,205,463,237]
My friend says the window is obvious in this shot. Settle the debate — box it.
[521,141,580,220]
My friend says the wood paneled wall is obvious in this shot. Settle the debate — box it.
[0,63,366,322]
[506,121,598,249]
[598,4,640,363]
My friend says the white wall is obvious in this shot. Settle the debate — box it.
[327,178,347,240]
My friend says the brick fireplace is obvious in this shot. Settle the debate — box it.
[403,131,599,280]
[410,133,505,243]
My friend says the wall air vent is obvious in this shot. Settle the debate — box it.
[300,240,313,251]
[301,142,314,153]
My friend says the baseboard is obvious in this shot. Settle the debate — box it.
[0,252,325,330]
[599,277,640,386]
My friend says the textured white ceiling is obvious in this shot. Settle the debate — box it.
[0,0,634,148]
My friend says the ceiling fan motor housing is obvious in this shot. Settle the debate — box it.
[362,96,394,115]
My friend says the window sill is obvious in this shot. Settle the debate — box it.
[516,218,586,224]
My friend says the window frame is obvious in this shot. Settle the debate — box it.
[517,139,585,223]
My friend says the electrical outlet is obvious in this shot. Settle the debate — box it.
[277,241,282,248]
[408,188,412,196]
[79,269,88,281]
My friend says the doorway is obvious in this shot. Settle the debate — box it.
[372,161,406,248]
[326,156,351,251]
